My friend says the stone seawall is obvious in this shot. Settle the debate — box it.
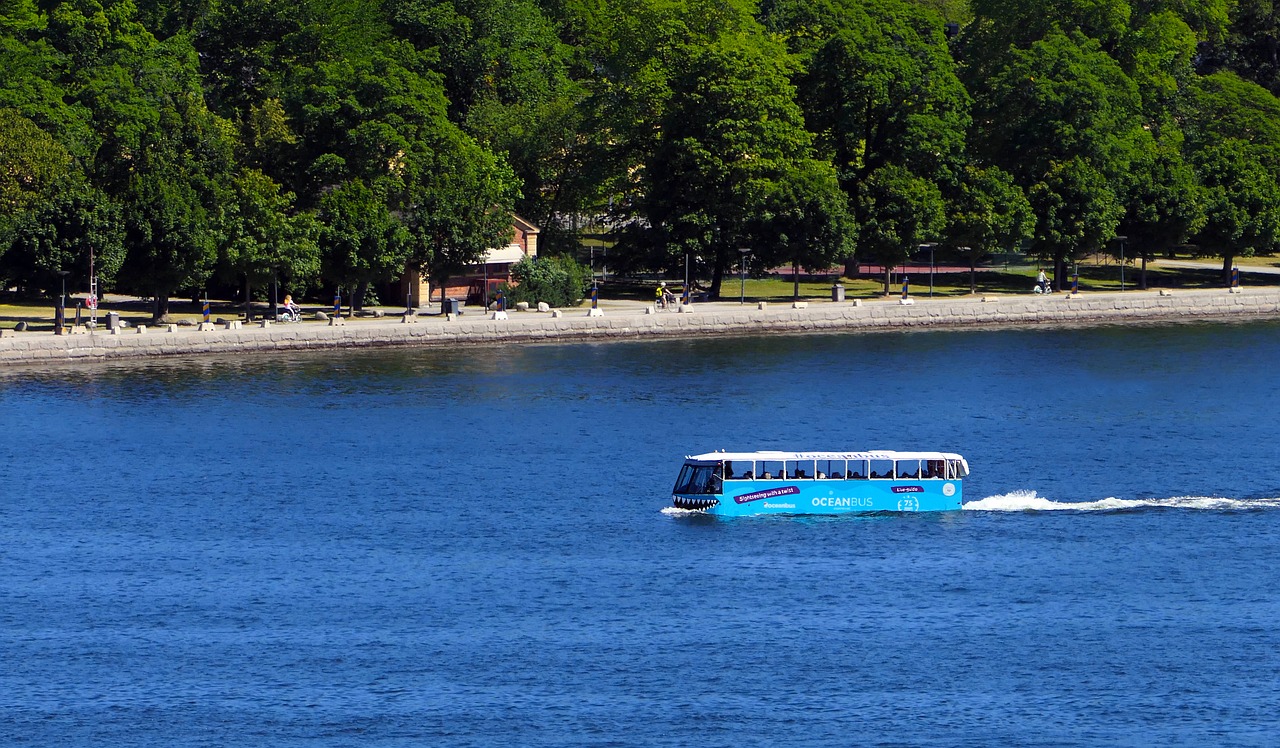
[3,288,1278,366]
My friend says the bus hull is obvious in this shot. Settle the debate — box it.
[673,479,963,516]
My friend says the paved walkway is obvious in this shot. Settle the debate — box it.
[3,287,1278,367]
[1153,260,1280,275]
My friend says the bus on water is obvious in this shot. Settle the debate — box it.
[670,450,969,516]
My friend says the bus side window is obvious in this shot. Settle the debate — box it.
[846,460,867,479]
[786,460,815,479]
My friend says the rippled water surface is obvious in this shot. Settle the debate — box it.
[3,321,1280,746]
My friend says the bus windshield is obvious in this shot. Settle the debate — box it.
[674,463,722,495]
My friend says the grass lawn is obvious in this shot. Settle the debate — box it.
[602,254,1280,303]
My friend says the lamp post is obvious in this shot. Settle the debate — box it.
[738,248,751,304]
[1115,234,1128,291]
[919,243,938,298]
[590,243,599,304]
[55,270,69,335]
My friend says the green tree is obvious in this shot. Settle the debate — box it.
[749,160,855,299]
[219,168,320,319]
[970,30,1143,280]
[1183,71,1280,278]
[857,165,946,294]
[0,180,125,295]
[1027,157,1124,281]
[610,3,847,298]
[943,165,1034,294]
[1188,139,1280,282]
[797,0,971,188]
[0,108,73,234]
[399,132,520,309]
[1116,138,1204,288]
[317,178,410,310]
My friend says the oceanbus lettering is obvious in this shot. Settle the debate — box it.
[811,496,874,508]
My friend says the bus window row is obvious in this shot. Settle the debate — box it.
[722,459,963,481]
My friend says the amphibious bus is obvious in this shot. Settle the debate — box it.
[670,450,969,516]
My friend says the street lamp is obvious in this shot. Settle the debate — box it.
[920,243,938,298]
[55,270,70,335]
[1115,235,1128,291]
[738,248,751,304]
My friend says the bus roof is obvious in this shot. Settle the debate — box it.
[686,450,967,464]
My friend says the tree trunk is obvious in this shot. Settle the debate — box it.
[710,260,724,300]
[970,256,978,295]
[438,276,449,312]
[1054,252,1067,293]
[1140,255,1148,290]
[152,293,171,324]
[353,280,368,312]
[1222,254,1236,286]
[244,277,253,321]
[792,260,800,299]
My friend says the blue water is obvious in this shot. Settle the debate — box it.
[3,321,1280,746]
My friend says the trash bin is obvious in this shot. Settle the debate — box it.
[443,298,461,316]
[831,283,845,302]
[105,311,120,330]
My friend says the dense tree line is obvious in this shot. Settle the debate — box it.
[3,0,1280,316]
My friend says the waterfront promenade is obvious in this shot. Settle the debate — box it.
[2,287,1278,365]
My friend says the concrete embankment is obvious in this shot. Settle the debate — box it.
[2,288,1278,365]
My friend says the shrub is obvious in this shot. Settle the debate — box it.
[503,254,589,308]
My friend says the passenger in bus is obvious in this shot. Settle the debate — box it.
[831,472,843,479]
[742,470,754,480]
[794,468,807,479]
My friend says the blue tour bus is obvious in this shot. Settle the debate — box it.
[670,450,969,516]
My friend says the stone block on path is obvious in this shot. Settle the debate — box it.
[329,315,346,326]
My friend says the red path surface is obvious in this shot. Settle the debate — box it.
[772,263,972,277]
